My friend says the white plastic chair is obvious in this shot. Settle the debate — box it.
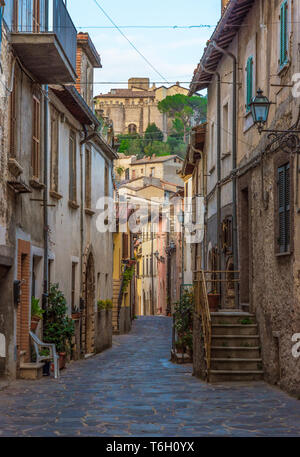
[29,331,60,379]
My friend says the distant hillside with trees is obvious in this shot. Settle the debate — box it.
[116,94,207,159]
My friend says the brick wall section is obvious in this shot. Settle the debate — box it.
[17,240,31,362]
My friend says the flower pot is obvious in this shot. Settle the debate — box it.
[207,294,220,312]
[30,316,41,332]
[51,352,66,372]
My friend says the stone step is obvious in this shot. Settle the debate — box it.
[211,335,260,347]
[211,312,256,325]
[210,358,263,371]
[212,324,258,336]
[209,370,264,383]
[211,346,261,359]
[19,363,44,380]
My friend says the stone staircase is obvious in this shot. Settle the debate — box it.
[209,311,264,382]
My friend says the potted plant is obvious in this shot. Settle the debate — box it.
[174,290,194,357]
[44,284,75,370]
[31,297,44,332]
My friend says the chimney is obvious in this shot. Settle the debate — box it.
[221,0,230,14]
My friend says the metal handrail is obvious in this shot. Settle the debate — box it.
[194,269,212,381]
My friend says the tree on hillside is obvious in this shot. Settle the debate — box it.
[144,141,171,157]
[144,123,164,145]
[158,94,207,143]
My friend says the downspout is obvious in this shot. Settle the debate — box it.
[43,84,49,309]
[200,61,221,293]
[43,3,49,309]
[211,40,239,308]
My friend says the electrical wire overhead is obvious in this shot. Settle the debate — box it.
[92,0,169,83]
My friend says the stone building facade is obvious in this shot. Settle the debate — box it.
[94,78,189,138]
[0,2,116,379]
[189,0,300,396]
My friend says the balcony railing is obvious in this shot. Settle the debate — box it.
[8,0,77,75]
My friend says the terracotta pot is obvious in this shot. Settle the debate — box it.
[207,294,220,312]
[30,316,41,332]
[51,352,66,372]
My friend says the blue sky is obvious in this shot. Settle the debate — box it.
[67,0,221,96]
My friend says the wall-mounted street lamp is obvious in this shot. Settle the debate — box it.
[250,88,300,154]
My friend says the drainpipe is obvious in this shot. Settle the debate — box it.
[211,40,239,308]
[43,84,49,310]
[200,62,221,293]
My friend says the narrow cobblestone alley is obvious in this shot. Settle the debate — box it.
[0,317,299,437]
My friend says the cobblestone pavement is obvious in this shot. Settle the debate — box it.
[0,316,299,437]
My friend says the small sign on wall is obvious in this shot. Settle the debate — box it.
[0,333,5,358]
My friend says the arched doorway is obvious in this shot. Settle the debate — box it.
[85,252,95,354]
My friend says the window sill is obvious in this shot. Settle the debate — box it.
[68,200,80,210]
[275,251,291,258]
[50,190,63,200]
[85,208,95,216]
[8,158,23,177]
[30,177,45,190]
[277,61,290,77]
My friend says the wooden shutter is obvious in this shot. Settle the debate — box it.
[280,1,288,66]
[278,163,290,253]
[246,57,253,111]
[122,233,129,259]
[69,132,77,202]
[32,96,40,178]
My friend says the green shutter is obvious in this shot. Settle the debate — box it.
[246,57,253,111]
[278,163,290,253]
[280,1,288,67]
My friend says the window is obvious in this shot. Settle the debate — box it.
[50,106,59,192]
[278,163,290,253]
[122,233,129,259]
[32,96,40,179]
[71,262,76,312]
[280,1,288,67]
[105,162,109,197]
[132,169,136,179]
[128,123,137,134]
[125,168,130,180]
[150,167,155,177]
[69,131,77,203]
[246,56,253,112]
[85,147,91,208]
[223,102,229,152]
[10,71,18,157]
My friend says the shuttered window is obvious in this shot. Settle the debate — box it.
[246,56,253,112]
[280,1,288,67]
[69,131,77,203]
[32,96,40,179]
[278,163,290,253]
[122,233,129,259]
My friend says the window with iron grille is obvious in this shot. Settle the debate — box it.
[277,163,290,253]
[32,96,40,179]
[280,1,288,68]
